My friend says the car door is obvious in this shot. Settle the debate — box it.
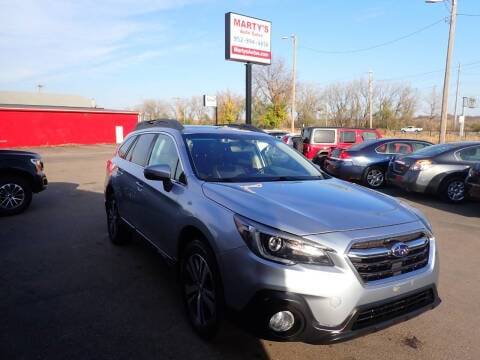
[119,133,157,228]
[113,135,137,220]
[140,133,186,257]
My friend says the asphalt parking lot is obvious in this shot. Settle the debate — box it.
[1,145,479,360]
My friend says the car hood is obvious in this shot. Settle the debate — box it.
[0,149,40,158]
[202,179,418,236]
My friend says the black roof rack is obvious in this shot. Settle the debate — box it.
[135,119,184,131]
[217,123,267,133]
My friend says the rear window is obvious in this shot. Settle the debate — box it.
[457,146,480,162]
[313,129,335,144]
[340,131,356,143]
[413,143,455,157]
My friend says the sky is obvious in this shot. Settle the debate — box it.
[1,0,479,114]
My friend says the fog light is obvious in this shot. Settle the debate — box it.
[269,311,295,332]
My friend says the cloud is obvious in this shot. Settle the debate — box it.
[0,0,204,84]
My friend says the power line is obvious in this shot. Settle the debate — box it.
[299,17,447,55]
[457,13,480,17]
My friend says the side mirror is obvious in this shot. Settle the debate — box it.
[144,164,173,191]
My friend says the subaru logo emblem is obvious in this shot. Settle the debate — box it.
[391,242,409,258]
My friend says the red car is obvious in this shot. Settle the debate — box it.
[297,127,382,166]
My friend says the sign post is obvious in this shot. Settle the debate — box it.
[460,97,477,137]
[225,12,271,125]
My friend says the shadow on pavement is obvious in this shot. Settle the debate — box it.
[0,182,269,360]
[379,186,480,218]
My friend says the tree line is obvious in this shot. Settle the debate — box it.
[133,58,478,131]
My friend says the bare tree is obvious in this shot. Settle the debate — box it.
[296,82,322,127]
[135,99,173,121]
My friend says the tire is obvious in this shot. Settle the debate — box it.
[180,239,224,340]
[0,175,32,216]
[440,177,466,203]
[106,194,131,245]
[363,166,386,189]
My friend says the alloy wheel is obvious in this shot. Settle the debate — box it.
[184,253,216,327]
[447,180,465,201]
[367,169,384,188]
[0,183,25,210]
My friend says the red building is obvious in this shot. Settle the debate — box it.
[0,102,139,148]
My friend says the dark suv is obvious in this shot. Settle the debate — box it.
[0,150,47,215]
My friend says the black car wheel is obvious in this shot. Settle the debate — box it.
[181,240,223,340]
[363,167,385,188]
[441,177,466,203]
[0,176,32,216]
[106,195,130,244]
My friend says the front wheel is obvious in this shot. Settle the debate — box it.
[181,240,223,340]
[440,177,466,203]
[0,176,32,216]
[363,167,385,188]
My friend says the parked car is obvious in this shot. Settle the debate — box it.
[0,150,48,216]
[401,126,423,133]
[281,133,301,148]
[105,119,439,344]
[267,130,289,139]
[297,127,382,167]
[465,162,480,201]
[324,139,433,188]
[387,142,480,203]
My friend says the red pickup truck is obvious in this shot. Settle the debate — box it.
[296,127,382,166]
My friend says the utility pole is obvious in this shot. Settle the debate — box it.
[245,63,252,124]
[453,63,461,131]
[291,35,297,133]
[37,84,44,93]
[368,70,373,128]
[438,0,457,144]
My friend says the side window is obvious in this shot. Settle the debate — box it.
[457,146,480,162]
[362,131,379,141]
[412,142,430,152]
[313,129,335,143]
[340,131,356,143]
[129,134,156,166]
[386,142,413,154]
[118,136,136,159]
[376,143,387,153]
[148,134,184,182]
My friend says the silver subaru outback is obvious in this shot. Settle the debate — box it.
[104,120,440,344]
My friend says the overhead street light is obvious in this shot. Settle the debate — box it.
[426,0,457,144]
[282,34,297,134]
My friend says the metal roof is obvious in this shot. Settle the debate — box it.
[0,90,95,108]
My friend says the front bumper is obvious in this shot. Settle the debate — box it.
[220,223,439,344]
[386,169,429,193]
[32,173,48,193]
[235,286,440,344]
[466,181,480,200]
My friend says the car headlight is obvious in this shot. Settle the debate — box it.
[399,201,433,233]
[233,214,335,266]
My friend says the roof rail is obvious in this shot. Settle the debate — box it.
[135,119,184,131]
[217,123,266,133]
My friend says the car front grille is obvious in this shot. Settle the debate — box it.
[348,232,430,283]
[351,288,435,330]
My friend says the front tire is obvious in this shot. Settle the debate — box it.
[0,176,32,216]
[440,177,466,203]
[181,240,223,340]
[363,166,385,188]
[106,195,130,245]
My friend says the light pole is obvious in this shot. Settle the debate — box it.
[426,0,457,143]
[282,34,297,134]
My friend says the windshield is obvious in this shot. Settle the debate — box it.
[184,134,323,182]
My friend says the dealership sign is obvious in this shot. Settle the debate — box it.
[203,95,217,107]
[225,12,271,65]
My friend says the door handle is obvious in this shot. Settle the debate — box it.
[135,181,144,191]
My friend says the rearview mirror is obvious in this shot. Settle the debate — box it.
[144,164,173,191]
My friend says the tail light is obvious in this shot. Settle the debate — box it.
[281,135,289,144]
[412,159,433,171]
[339,151,351,160]
[303,143,311,155]
[106,159,116,174]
